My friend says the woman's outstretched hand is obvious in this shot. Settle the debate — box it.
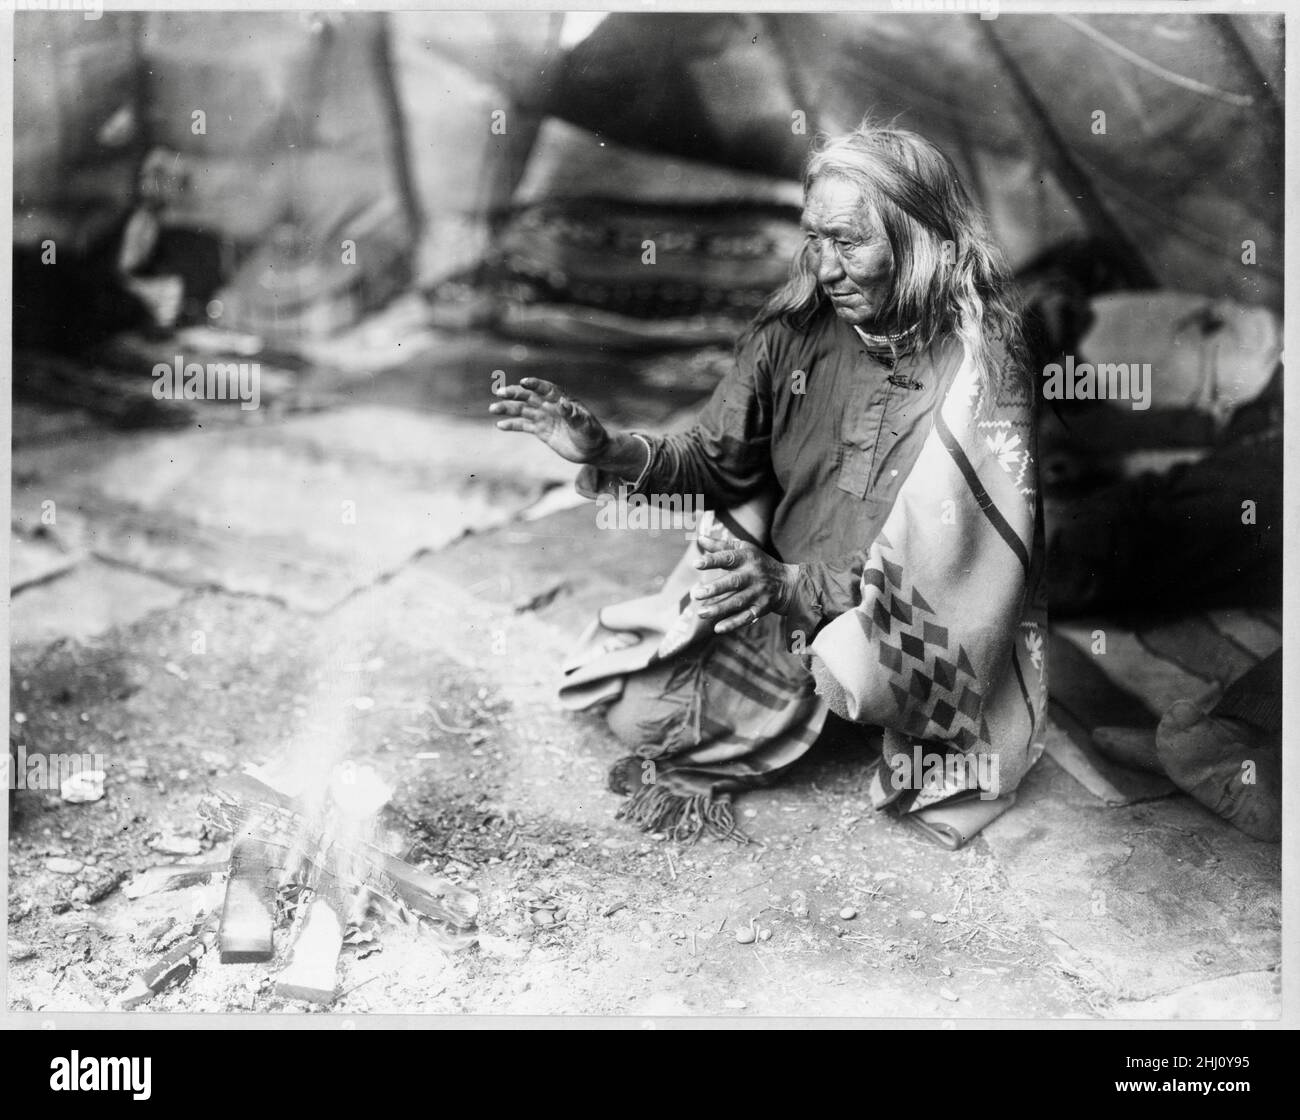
[693,529,798,633]
[490,377,610,464]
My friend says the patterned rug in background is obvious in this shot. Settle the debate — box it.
[470,119,804,349]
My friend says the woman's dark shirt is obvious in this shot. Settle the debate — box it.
[637,307,965,640]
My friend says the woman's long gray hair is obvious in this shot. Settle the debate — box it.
[742,120,1025,379]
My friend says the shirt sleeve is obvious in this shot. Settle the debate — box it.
[631,328,776,507]
[782,555,865,646]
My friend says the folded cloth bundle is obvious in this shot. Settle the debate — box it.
[558,498,770,710]
[559,498,829,841]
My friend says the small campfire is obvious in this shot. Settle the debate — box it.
[117,766,477,1010]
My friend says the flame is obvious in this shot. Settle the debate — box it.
[244,644,393,910]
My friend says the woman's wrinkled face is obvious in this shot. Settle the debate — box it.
[801,176,894,329]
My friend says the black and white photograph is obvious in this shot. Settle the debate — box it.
[2,1,1290,1033]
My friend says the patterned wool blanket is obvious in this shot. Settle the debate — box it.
[808,345,1049,808]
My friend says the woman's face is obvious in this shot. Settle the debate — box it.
[801,175,895,329]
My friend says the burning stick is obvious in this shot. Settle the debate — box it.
[122,861,229,900]
[119,916,219,1010]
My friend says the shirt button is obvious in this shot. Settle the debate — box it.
[890,469,899,476]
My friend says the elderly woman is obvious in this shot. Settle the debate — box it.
[491,122,1049,846]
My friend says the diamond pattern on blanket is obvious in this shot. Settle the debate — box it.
[862,554,990,748]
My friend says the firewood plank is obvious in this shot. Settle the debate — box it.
[218,838,278,963]
[273,893,344,1005]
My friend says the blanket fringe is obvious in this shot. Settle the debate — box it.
[614,777,749,844]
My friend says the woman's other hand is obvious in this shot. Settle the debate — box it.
[693,530,798,633]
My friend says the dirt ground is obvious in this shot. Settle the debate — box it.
[4,326,1282,1022]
